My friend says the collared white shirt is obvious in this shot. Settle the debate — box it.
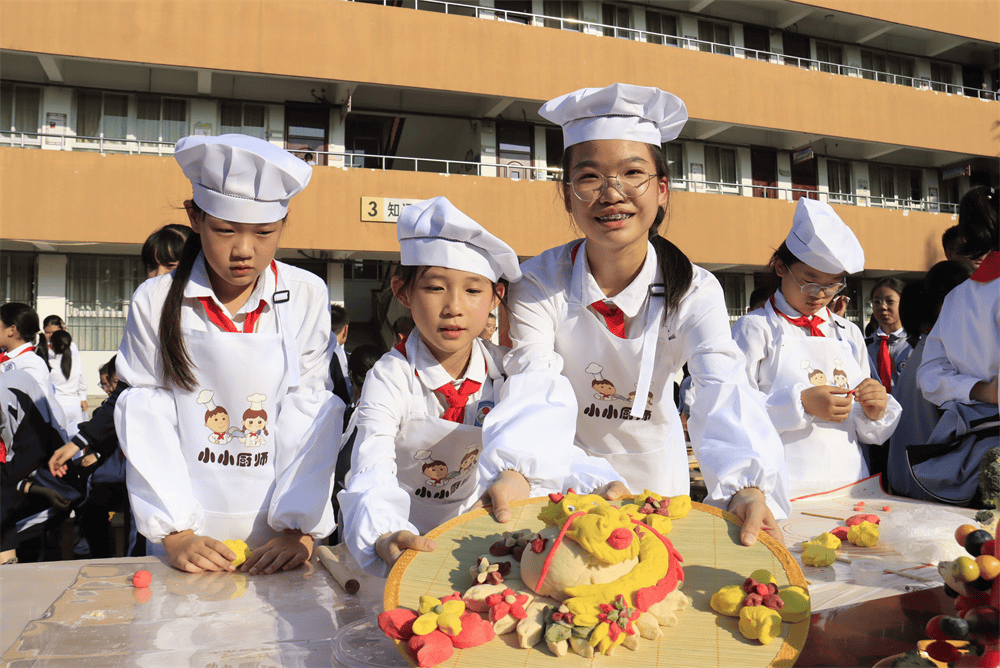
[732,289,901,442]
[115,253,339,542]
[341,331,504,574]
[485,239,791,518]
[919,276,1000,406]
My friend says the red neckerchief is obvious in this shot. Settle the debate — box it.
[394,334,486,422]
[0,345,35,364]
[571,241,627,338]
[769,295,826,337]
[198,262,277,334]
[971,251,1000,283]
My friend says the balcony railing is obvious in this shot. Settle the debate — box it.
[1,133,961,215]
[352,0,998,102]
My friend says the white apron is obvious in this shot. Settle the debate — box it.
[393,348,503,533]
[167,273,301,549]
[771,334,868,497]
[554,295,687,496]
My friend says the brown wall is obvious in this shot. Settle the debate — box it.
[1,148,955,272]
[2,2,996,158]
[795,0,999,43]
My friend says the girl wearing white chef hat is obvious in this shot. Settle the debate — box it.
[731,198,901,499]
[481,83,792,546]
[339,196,525,575]
[115,134,343,575]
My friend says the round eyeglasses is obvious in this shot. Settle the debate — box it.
[787,265,846,297]
[570,168,659,201]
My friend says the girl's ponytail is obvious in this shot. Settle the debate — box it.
[35,332,50,370]
[50,330,73,378]
[648,228,693,319]
[159,229,203,391]
[647,144,692,319]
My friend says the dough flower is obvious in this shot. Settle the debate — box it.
[413,595,466,637]
[590,594,641,654]
[486,589,530,623]
[847,521,880,547]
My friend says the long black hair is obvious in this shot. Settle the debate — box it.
[50,330,74,378]
[158,204,205,391]
[0,302,49,369]
[560,142,693,318]
[958,185,999,257]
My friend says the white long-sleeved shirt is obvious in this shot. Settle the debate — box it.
[114,255,342,543]
[732,290,901,443]
[483,239,792,519]
[50,351,87,406]
[340,331,503,576]
[918,273,1000,407]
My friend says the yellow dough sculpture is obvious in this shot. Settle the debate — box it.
[519,490,690,655]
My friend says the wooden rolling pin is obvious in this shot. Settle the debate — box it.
[317,545,361,595]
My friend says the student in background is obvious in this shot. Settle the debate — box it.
[48,330,87,436]
[732,198,901,498]
[887,260,971,499]
[142,223,192,278]
[330,304,353,406]
[866,277,912,395]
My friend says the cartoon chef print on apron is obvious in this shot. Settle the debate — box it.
[554,242,688,496]
[771,329,869,497]
[393,344,503,534]
[172,266,301,548]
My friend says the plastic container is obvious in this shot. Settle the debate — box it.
[851,559,883,586]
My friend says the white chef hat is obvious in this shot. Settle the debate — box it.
[174,134,312,224]
[785,198,865,275]
[539,83,688,148]
[397,197,521,283]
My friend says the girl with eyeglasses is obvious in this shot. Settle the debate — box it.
[481,84,791,546]
[731,198,902,498]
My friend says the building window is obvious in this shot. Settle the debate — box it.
[816,42,843,74]
[220,102,266,139]
[644,10,677,46]
[603,4,633,39]
[1,84,41,142]
[704,145,737,189]
[75,91,129,142]
[666,142,685,183]
[861,51,914,86]
[908,169,922,204]
[66,255,146,351]
[930,62,953,92]
[543,1,581,31]
[0,252,36,304]
[136,95,187,146]
[345,259,382,281]
[698,20,732,56]
[869,164,896,205]
[827,159,853,202]
[497,121,533,180]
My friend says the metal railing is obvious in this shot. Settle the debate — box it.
[0,131,179,154]
[1,132,962,215]
[353,0,998,102]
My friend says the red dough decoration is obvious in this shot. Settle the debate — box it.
[846,513,881,526]
[606,527,634,550]
[485,589,530,623]
[132,570,152,588]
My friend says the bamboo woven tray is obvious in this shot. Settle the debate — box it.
[385,498,809,668]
